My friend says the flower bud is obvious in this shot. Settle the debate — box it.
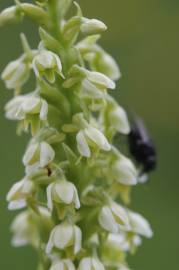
[128,211,153,238]
[101,233,130,267]
[76,125,111,157]
[50,259,76,270]
[23,141,55,168]
[46,223,82,254]
[98,201,130,233]
[0,6,22,27]
[32,50,63,83]
[62,16,81,44]
[81,69,115,99]
[78,257,105,270]
[108,104,130,134]
[1,57,30,90]
[6,177,34,210]
[76,37,120,80]
[47,180,80,210]
[19,3,50,27]
[111,155,137,186]
[95,53,121,81]
[81,18,107,35]
[85,70,115,90]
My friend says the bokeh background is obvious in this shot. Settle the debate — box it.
[0,0,178,269]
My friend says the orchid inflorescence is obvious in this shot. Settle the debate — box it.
[0,1,153,270]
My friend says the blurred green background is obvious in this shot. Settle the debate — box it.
[0,0,178,269]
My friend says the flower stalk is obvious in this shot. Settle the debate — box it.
[1,1,153,270]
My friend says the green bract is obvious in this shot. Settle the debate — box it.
[1,1,153,270]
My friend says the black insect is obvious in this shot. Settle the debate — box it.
[128,116,157,175]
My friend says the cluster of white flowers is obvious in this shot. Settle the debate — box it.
[0,1,153,270]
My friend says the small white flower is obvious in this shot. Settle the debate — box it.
[112,155,137,186]
[108,105,130,134]
[1,57,30,89]
[78,257,105,270]
[97,53,121,81]
[46,223,82,255]
[6,177,34,210]
[98,201,130,233]
[23,141,55,168]
[76,126,111,157]
[63,66,115,99]
[5,95,48,121]
[47,180,80,210]
[86,70,115,90]
[81,18,107,35]
[50,259,76,270]
[81,70,115,99]
[32,50,63,83]
[11,207,51,247]
[0,6,21,27]
[106,233,130,252]
[128,211,153,238]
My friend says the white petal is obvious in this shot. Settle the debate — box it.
[46,228,55,254]
[113,157,137,186]
[40,142,55,167]
[8,199,27,210]
[55,181,74,205]
[73,185,81,209]
[2,60,19,80]
[110,202,130,230]
[79,258,92,270]
[74,225,82,254]
[64,260,76,270]
[92,258,105,270]
[53,52,62,74]
[23,143,39,166]
[53,224,73,250]
[50,262,64,270]
[40,99,48,120]
[110,106,130,134]
[98,206,118,233]
[100,53,121,81]
[22,96,41,114]
[87,71,115,89]
[6,180,24,201]
[76,131,91,157]
[128,211,153,238]
[85,126,111,151]
[81,18,107,35]
[82,79,105,99]
[47,183,53,211]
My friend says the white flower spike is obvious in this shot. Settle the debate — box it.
[1,0,154,269]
